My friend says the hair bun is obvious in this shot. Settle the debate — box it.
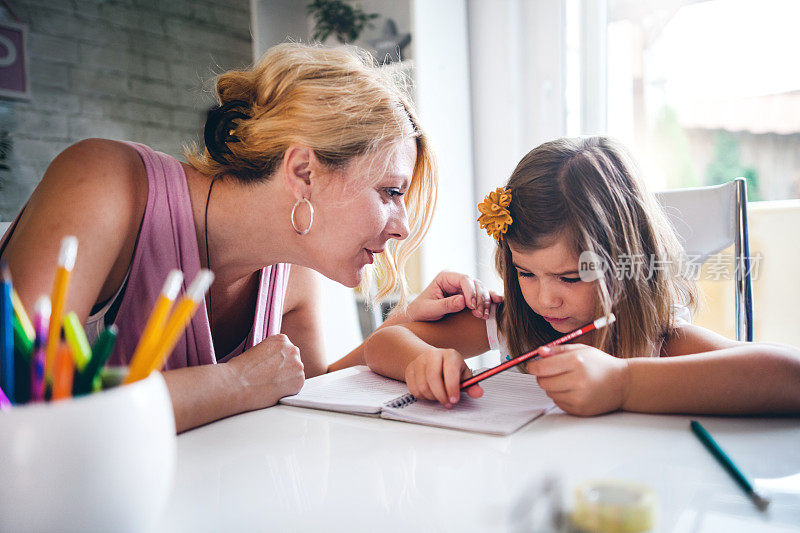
[204,100,251,165]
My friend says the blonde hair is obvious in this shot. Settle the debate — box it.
[185,43,437,303]
[494,136,697,361]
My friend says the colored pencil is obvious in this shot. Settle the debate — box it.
[45,236,78,383]
[31,296,50,402]
[126,270,213,383]
[11,288,35,345]
[51,343,74,401]
[12,313,33,359]
[63,311,91,371]
[124,270,183,384]
[460,314,616,390]
[74,325,117,396]
[1,261,14,404]
[690,420,770,511]
[0,385,10,411]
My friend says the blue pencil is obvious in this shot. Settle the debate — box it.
[0,261,14,404]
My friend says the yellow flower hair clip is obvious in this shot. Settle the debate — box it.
[477,187,513,242]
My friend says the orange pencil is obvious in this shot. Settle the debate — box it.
[45,236,78,383]
[51,343,74,401]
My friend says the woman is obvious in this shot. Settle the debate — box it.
[0,43,499,431]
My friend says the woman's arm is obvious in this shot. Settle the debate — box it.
[165,333,304,432]
[280,265,328,378]
[2,138,146,320]
[2,139,306,433]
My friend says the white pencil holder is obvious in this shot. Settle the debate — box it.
[0,372,176,532]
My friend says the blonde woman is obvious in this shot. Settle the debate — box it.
[364,136,800,415]
[0,43,500,432]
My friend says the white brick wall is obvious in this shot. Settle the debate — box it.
[0,0,252,219]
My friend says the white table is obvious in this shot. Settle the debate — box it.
[157,405,800,532]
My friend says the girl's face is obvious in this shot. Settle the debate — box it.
[307,138,414,287]
[509,236,599,333]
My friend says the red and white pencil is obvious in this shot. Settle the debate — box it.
[460,313,616,390]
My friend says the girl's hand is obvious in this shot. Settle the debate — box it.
[227,334,306,410]
[404,347,484,408]
[525,344,630,416]
[405,270,503,323]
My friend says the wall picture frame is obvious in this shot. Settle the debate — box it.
[0,19,31,100]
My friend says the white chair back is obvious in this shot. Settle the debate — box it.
[0,221,11,239]
[655,181,737,262]
[655,178,753,341]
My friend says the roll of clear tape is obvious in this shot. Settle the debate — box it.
[571,479,657,533]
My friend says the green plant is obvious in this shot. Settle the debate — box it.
[651,105,699,189]
[0,131,10,172]
[307,0,379,44]
[706,131,761,201]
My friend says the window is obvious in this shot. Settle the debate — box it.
[573,0,800,199]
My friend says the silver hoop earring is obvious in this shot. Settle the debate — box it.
[291,198,314,235]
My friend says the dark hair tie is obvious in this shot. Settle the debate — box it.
[204,99,251,165]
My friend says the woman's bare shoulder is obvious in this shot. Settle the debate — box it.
[42,138,145,191]
[3,139,149,316]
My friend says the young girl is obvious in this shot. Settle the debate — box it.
[364,136,800,416]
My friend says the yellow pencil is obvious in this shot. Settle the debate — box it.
[11,288,35,341]
[127,270,214,383]
[45,236,78,383]
[123,270,183,384]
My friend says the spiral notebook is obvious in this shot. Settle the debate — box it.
[279,366,555,435]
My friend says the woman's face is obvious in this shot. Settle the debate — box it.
[509,236,599,333]
[307,138,415,287]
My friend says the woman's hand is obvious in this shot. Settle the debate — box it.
[227,334,306,411]
[404,270,503,323]
[525,344,630,416]
[404,347,484,408]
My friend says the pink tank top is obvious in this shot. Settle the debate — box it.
[0,142,290,369]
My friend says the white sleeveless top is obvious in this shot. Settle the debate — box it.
[485,305,522,372]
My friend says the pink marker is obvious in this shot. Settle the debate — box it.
[0,386,10,411]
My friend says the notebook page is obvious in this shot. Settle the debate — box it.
[380,371,554,435]
[280,366,410,414]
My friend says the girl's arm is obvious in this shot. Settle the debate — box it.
[623,323,800,414]
[528,323,800,416]
[363,310,491,406]
[327,271,502,372]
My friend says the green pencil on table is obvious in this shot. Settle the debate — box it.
[690,420,770,511]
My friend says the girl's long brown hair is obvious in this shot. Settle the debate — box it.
[496,136,697,361]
